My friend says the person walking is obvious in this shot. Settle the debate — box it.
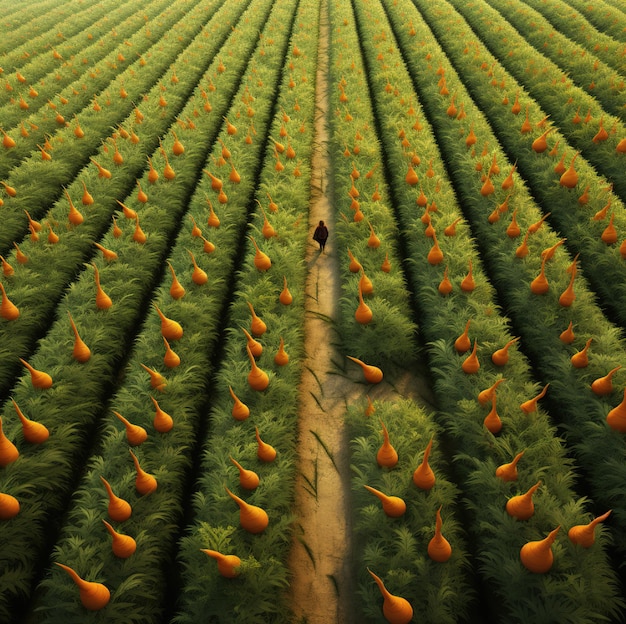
[313,220,329,253]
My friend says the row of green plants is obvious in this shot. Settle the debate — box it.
[0,0,237,397]
[443,0,626,204]
[481,0,625,119]
[407,0,626,330]
[561,0,626,42]
[517,0,626,75]
[0,0,211,242]
[0,0,279,619]
[174,0,321,621]
[352,0,624,621]
[404,0,626,560]
[327,3,474,621]
[0,0,128,105]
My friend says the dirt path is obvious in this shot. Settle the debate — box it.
[286,2,436,621]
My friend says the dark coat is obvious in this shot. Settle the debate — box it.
[313,225,328,242]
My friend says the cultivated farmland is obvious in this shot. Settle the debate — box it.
[1,0,625,622]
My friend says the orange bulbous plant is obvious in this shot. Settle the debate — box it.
[143,396,171,433]
[102,519,137,558]
[0,416,19,466]
[347,356,383,384]
[279,276,293,305]
[249,235,271,271]
[520,526,560,573]
[506,481,541,520]
[559,152,579,188]
[413,436,435,490]
[100,476,132,522]
[55,563,110,611]
[162,336,181,368]
[0,282,19,321]
[129,449,158,495]
[242,327,262,358]
[428,506,452,562]
[12,400,49,444]
[113,411,147,446]
[19,358,53,389]
[201,549,241,578]
[478,378,506,406]
[484,394,502,434]
[167,262,186,300]
[491,337,519,366]
[571,337,592,368]
[454,319,472,354]
[347,248,362,273]
[230,456,260,490]
[91,263,112,310]
[520,384,549,414]
[560,320,576,344]
[496,450,525,482]
[591,365,621,396]
[255,426,277,462]
[355,282,373,325]
[225,486,269,534]
[461,340,480,374]
[359,270,374,296]
[376,420,398,468]
[0,491,20,520]
[530,257,549,295]
[246,344,269,391]
[274,337,289,366]
[607,388,626,432]
[187,249,208,285]
[68,311,91,362]
[247,301,266,337]
[364,485,406,517]
[140,363,167,392]
[460,259,475,292]
[427,232,444,265]
[568,510,611,548]
[154,304,183,341]
[438,266,453,296]
[368,568,413,624]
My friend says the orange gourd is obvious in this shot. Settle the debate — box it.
[249,235,271,271]
[520,526,560,573]
[129,449,158,495]
[255,426,277,462]
[132,215,147,244]
[478,378,506,406]
[591,365,621,396]
[154,304,183,341]
[444,216,462,237]
[507,209,521,239]
[559,152,579,188]
[492,337,519,366]
[242,327,262,358]
[347,355,383,384]
[162,336,181,368]
[412,436,435,490]
[560,321,576,344]
[228,386,250,421]
[102,519,137,558]
[480,173,495,197]
[571,337,592,368]
[230,456,260,490]
[225,486,269,534]
[55,563,110,611]
[367,222,381,248]
[461,341,480,374]
[167,262,186,300]
[376,420,398,468]
[355,283,373,324]
[279,276,293,305]
[274,337,289,366]
[438,266,453,296]
[347,248,362,273]
[501,162,517,190]
[140,363,167,392]
[247,301,266,337]
[506,481,541,520]
[68,311,91,362]
[19,358,53,389]
[454,320,472,354]
[532,128,553,153]
[201,549,241,578]
[0,282,19,321]
[113,411,147,446]
[363,485,406,517]
[90,157,111,179]
[428,506,452,562]
[601,213,618,245]
[568,510,611,548]
[520,384,549,413]
[359,270,374,296]
[66,189,85,225]
[559,269,577,307]
[427,232,444,265]
[495,451,525,482]
[93,242,118,262]
[460,259,475,292]
[136,180,148,203]
[0,492,20,520]
[0,416,19,466]
[1,255,14,277]
[367,568,413,624]
[607,388,626,432]
[187,249,208,285]
[100,476,132,522]
[91,263,112,309]
[484,394,502,434]
[405,164,419,186]
[246,345,269,391]
[530,257,549,295]
[12,400,49,444]
[151,396,174,432]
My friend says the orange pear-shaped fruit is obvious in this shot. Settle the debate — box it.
[249,235,271,271]
[0,416,19,466]
[167,262,186,300]
[347,355,383,384]
[0,491,20,520]
[140,363,167,392]
[364,484,406,517]
[571,337,592,368]
[12,400,49,444]
[484,393,502,434]
[607,388,626,432]
[113,411,147,446]
[0,282,19,320]
[496,451,525,482]
[491,337,519,366]
[413,437,436,490]
[151,396,174,432]
[506,481,541,520]
[225,486,268,534]
[367,568,413,624]
[230,456,260,490]
[428,506,452,562]
[461,341,480,374]
[201,549,241,578]
[454,319,472,353]
[91,263,112,309]
[376,420,398,468]
[530,258,549,295]
[154,304,183,341]
[19,358,53,389]
[355,283,373,324]
[55,563,110,610]
[68,311,91,362]
[279,276,293,305]
[568,510,611,548]
[477,378,506,406]
[247,345,269,391]
[560,321,576,344]
[520,384,549,413]
[274,337,289,366]
[162,336,181,368]
[591,365,621,396]
[129,449,157,495]
[255,426,277,462]
[247,301,266,337]
[102,519,137,558]
[347,248,362,273]
[520,526,560,573]
[100,476,132,522]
